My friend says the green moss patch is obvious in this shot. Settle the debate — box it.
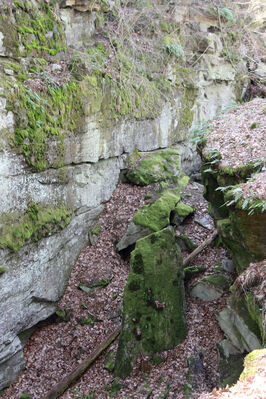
[91,223,101,236]
[174,202,194,217]
[204,274,232,288]
[126,149,183,186]
[9,80,84,171]
[217,211,266,274]
[184,265,205,282]
[240,349,266,380]
[104,350,115,372]
[0,203,72,252]
[115,227,186,378]
[132,190,181,231]
[175,234,197,252]
[15,0,65,57]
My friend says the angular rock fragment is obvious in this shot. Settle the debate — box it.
[190,273,232,301]
[216,297,262,353]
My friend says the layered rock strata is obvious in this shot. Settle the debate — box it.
[0,0,250,388]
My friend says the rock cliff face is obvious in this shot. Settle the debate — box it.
[0,0,250,389]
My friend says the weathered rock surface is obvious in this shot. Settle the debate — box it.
[115,227,186,378]
[190,273,232,301]
[116,221,153,253]
[0,0,250,388]
[216,300,262,354]
[0,205,103,390]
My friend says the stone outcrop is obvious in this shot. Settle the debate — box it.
[115,227,186,378]
[199,99,265,389]
[0,0,251,388]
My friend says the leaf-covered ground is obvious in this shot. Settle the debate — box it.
[203,98,266,172]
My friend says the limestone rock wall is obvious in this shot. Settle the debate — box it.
[0,0,249,389]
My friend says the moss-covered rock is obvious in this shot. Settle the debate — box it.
[200,101,265,275]
[126,149,186,186]
[0,1,65,59]
[0,203,72,252]
[239,349,266,380]
[176,235,198,252]
[184,265,206,282]
[171,202,194,226]
[132,190,181,232]
[0,266,6,275]
[218,353,245,388]
[115,227,186,378]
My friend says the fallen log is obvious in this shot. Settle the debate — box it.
[42,327,121,399]
[183,229,218,267]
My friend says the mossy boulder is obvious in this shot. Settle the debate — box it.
[171,202,194,226]
[190,273,232,301]
[115,227,186,378]
[126,149,188,186]
[218,353,245,388]
[132,190,181,232]
[104,350,115,372]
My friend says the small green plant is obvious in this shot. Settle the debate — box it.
[217,184,266,214]
[55,308,72,322]
[203,149,221,174]
[144,193,153,200]
[20,394,32,399]
[98,277,112,287]
[218,7,235,22]
[209,6,235,22]
[249,122,259,130]
[105,378,122,398]
[0,266,6,274]
[165,43,184,58]
[91,224,101,236]
[191,122,210,148]
[112,292,119,300]
[77,317,94,326]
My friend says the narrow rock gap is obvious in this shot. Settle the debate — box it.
[2,182,235,399]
